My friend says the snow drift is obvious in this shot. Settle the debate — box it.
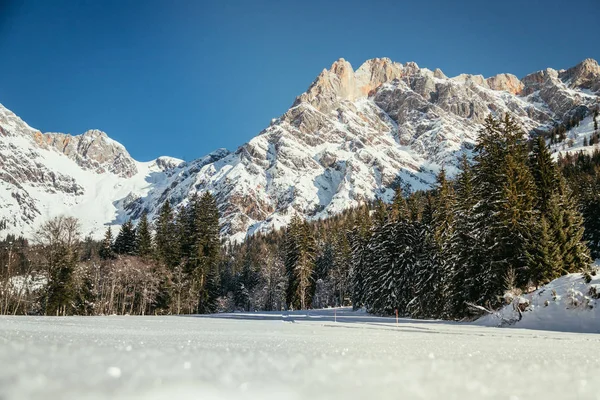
[475,267,600,333]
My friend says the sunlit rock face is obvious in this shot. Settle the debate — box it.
[0,58,598,241]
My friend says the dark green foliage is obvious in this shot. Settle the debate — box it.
[525,216,561,287]
[135,212,153,259]
[99,227,115,260]
[113,220,137,255]
[348,205,371,309]
[285,215,316,310]
[154,200,179,269]
[45,244,78,315]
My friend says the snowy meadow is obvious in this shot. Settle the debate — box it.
[2,309,600,400]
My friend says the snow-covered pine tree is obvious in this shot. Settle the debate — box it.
[331,230,351,306]
[431,167,455,247]
[362,218,393,314]
[284,215,316,310]
[407,223,445,319]
[469,114,536,306]
[446,154,481,319]
[348,204,372,309]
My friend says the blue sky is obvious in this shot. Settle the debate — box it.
[0,0,598,161]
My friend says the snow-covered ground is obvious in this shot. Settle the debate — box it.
[1,309,600,400]
[476,272,600,333]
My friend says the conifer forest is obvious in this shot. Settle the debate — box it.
[1,114,598,319]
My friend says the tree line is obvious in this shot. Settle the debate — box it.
[0,192,221,315]
[0,114,597,318]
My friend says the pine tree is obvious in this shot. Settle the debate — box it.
[113,220,137,255]
[555,178,591,274]
[498,151,536,288]
[155,200,179,269]
[525,216,561,287]
[135,212,153,259]
[390,188,409,221]
[581,180,600,258]
[413,230,448,319]
[447,154,479,318]
[285,215,316,310]
[331,229,351,306]
[349,205,372,309]
[99,227,116,260]
[46,244,78,315]
[372,199,387,226]
[470,114,535,306]
[529,136,560,214]
[431,167,455,246]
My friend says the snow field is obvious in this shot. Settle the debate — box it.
[1,309,600,400]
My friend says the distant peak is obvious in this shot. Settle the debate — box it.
[81,129,107,137]
[486,73,524,95]
[579,58,599,67]
[559,58,600,90]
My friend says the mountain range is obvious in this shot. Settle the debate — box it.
[1,57,599,241]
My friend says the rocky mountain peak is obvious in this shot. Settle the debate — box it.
[433,68,447,79]
[560,58,600,91]
[40,129,138,177]
[1,57,598,242]
[355,57,404,96]
[486,73,523,95]
[295,57,408,112]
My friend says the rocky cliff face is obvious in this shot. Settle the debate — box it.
[0,58,599,241]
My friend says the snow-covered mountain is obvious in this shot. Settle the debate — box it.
[1,58,599,241]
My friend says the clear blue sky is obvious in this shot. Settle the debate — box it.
[0,0,598,161]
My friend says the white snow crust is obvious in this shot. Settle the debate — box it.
[1,309,600,399]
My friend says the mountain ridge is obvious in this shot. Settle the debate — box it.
[1,57,598,241]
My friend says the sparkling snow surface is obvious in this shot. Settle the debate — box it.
[2,309,600,400]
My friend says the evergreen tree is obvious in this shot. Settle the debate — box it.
[363,219,421,316]
[285,215,316,310]
[331,229,351,306]
[431,167,455,246]
[390,188,409,221]
[135,212,153,259]
[580,180,600,258]
[554,178,591,274]
[407,225,445,319]
[46,244,78,315]
[470,115,535,306]
[155,200,179,269]
[99,227,115,260]
[349,205,372,309]
[113,220,137,255]
[194,192,221,314]
[529,136,560,214]
[447,155,477,318]
[525,216,561,287]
